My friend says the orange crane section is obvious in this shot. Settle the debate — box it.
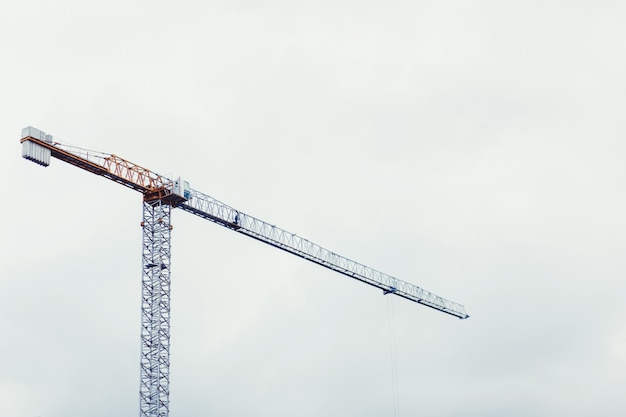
[21,132,184,204]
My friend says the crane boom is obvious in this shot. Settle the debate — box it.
[180,190,468,318]
[20,126,469,417]
[21,126,468,318]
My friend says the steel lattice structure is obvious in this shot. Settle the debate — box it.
[180,189,468,317]
[140,201,172,417]
[20,126,469,417]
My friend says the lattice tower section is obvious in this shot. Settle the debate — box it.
[139,200,172,417]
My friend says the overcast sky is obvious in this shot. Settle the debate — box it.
[2,1,626,416]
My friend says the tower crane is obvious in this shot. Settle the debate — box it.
[20,126,469,417]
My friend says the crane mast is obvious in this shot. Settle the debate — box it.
[21,126,469,417]
[140,199,172,416]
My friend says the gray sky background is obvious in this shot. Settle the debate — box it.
[2,1,626,416]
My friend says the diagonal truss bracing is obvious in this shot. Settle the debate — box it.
[179,189,469,319]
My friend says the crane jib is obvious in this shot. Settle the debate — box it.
[21,130,468,319]
[178,192,469,319]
